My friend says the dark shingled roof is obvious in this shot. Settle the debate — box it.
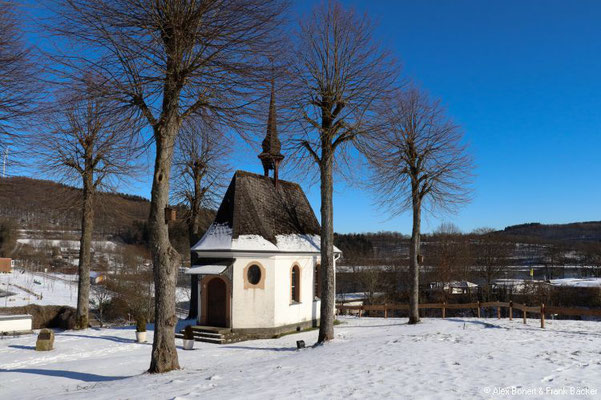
[213,170,321,244]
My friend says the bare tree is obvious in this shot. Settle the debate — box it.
[427,223,470,301]
[0,2,39,153]
[289,0,396,342]
[172,120,230,246]
[364,88,473,324]
[34,80,137,329]
[0,218,17,257]
[90,286,112,327]
[471,228,511,301]
[171,119,230,319]
[53,0,287,372]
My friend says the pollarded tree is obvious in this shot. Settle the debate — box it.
[35,80,137,329]
[290,0,396,343]
[54,0,287,372]
[364,88,473,324]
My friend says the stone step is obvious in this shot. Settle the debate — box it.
[195,336,225,344]
[190,325,231,334]
[191,331,223,338]
[176,332,225,344]
[177,325,248,344]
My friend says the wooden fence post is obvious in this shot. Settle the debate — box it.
[509,301,513,321]
[523,307,527,324]
[540,303,545,329]
[497,306,501,319]
[359,306,363,318]
[477,301,481,318]
[442,302,446,319]
[384,304,388,319]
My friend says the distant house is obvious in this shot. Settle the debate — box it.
[187,88,341,337]
[429,281,478,295]
[0,258,13,273]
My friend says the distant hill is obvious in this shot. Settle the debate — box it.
[0,176,214,248]
[500,222,601,243]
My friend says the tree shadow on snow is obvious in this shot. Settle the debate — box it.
[224,345,297,352]
[339,322,409,329]
[1,368,131,382]
[56,333,144,344]
[445,318,503,329]
[8,345,35,350]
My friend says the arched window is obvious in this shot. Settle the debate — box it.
[314,263,320,299]
[291,265,300,303]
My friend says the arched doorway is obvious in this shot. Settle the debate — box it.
[203,277,229,327]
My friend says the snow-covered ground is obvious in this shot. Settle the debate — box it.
[0,269,190,310]
[1,316,600,400]
[0,270,79,307]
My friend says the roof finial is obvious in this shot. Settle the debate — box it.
[258,76,284,188]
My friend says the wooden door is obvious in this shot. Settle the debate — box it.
[207,277,227,327]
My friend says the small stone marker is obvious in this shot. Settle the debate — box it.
[36,328,54,351]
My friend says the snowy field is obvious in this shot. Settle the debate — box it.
[0,269,190,309]
[17,238,118,252]
[0,270,79,307]
[1,317,600,400]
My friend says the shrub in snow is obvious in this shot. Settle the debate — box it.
[183,325,194,340]
[135,316,146,332]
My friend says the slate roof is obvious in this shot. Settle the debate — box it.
[215,170,320,242]
[192,170,340,254]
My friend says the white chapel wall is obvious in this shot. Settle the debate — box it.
[231,256,276,329]
[273,255,320,327]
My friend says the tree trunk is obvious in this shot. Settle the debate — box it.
[75,171,94,329]
[187,229,199,321]
[318,145,335,343]
[408,194,421,324]
[186,172,203,320]
[148,123,181,373]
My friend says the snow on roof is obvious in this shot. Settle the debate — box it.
[186,265,229,275]
[430,281,478,288]
[550,278,601,288]
[494,279,529,287]
[449,281,478,288]
[192,223,341,254]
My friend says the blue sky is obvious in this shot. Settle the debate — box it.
[297,0,601,234]
[17,0,601,235]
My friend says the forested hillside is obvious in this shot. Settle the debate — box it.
[335,225,601,267]
[0,176,214,251]
[2,176,600,267]
[501,222,601,242]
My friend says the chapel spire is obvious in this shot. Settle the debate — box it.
[258,78,284,187]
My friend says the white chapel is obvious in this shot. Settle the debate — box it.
[186,85,341,337]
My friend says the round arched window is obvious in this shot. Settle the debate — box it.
[247,265,262,285]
